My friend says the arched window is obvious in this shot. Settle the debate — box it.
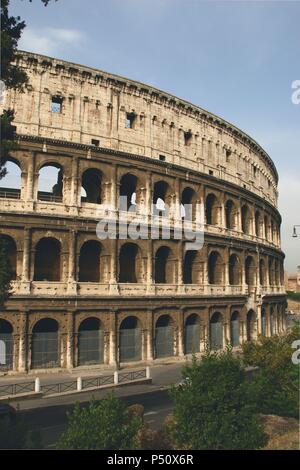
[0,159,21,200]
[119,316,141,362]
[155,246,173,284]
[245,256,255,286]
[229,254,241,285]
[153,181,169,214]
[78,317,104,365]
[31,318,59,369]
[81,168,102,204]
[230,311,240,347]
[181,187,196,221]
[0,319,13,371]
[38,163,63,202]
[155,315,174,358]
[205,193,218,225]
[246,310,255,341]
[241,205,250,234]
[119,243,140,283]
[225,200,236,229]
[259,259,266,286]
[210,312,223,350]
[208,251,223,285]
[34,237,61,281]
[183,250,197,284]
[184,314,200,354]
[0,235,17,280]
[79,240,102,282]
[261,308,267,336]
[119,173,137,210]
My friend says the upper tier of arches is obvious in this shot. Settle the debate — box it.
[1,51,278,207]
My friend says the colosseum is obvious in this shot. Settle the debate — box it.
[0,51,286,374]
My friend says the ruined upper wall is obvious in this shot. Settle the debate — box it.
[2,50,279,207]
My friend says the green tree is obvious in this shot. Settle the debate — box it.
[56,394,143,450]
[242,326,300,418]
[168,350,267,450]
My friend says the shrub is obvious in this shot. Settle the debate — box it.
[168,349,266,450]
[56,393,142,450]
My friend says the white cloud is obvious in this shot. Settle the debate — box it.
[19,27,86,57]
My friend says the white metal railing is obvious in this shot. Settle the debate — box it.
[0,367,151,399]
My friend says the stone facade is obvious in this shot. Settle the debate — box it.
[0,51,286,374]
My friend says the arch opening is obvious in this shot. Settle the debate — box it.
[0,160,21,200]
[205,193,218,225]
[0,319,13,371]
[79,240,102,282]
[34,237,61,281]
[119,243,140,283]
[208,251,223,285]
[210,312,223,350]
[38,164,63,202]
[184,314,200,354]
[31,318,59,369]
[78,317,104,365]
[119,316,141,362]
[81,168,102,204]
[155,315,174,358]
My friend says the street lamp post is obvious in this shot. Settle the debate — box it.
[292,225,300,238]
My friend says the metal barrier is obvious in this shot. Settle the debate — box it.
[0,367,150,399]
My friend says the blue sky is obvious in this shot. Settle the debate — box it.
[9,0,300,272]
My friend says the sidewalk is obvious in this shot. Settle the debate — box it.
[0,362,183,411]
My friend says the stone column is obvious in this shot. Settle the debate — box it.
[70,156,79,211]
[178,309,184,357]
[147,311,154,361]
[20,227,31,294]
[146,240,154,294]
[177,241,184,293]
[66,311,74,369]
[145,171,153,216]
[109,311,118,368]
[110,164,118,210]
[67,229,77,294]
[17,311,28,372]
[109,238,118,294]
[26,151,36,202]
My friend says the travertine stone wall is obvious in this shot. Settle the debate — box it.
[2,51,278,206]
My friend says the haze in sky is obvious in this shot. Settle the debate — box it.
[7,0,300,272]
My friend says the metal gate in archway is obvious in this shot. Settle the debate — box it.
[184,316,200,354]
[210,314,223,350]
[78,328,104,366]
[0,333,13,371]
[119,328,141,362]
[31,319,59,369]
[155,317,174,358]
[230,313,240,347]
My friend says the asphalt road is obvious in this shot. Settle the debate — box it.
[22,389,173,449]
[1,363,183,449]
